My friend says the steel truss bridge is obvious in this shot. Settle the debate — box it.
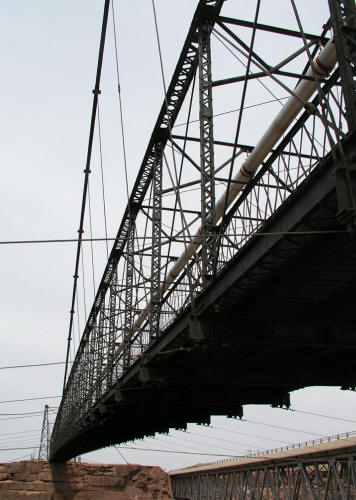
[51,0,356,462]
[169,435,356,499]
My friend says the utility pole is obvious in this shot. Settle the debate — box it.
[38,405,50,460]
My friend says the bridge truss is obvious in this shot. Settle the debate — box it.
[170,437,356,500]
[51,0,356,461]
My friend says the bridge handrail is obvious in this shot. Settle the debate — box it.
[178,429,356,471]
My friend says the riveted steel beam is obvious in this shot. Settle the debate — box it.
[149,142,163,340]
[198,19,217,286]
[328,0,356,132]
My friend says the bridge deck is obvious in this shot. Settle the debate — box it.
[169,436,356,475]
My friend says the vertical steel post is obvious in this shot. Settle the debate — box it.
[149,142,163,340]
[89,315,99,404]
[95,303,105,400]
[329,0,356,229]
[107,268,117,386]
[88,319,97,406]
[83,337,91,412]
[123,215,135,368]
[328,0,356,132]
[75,355,83,422]
[198,19,216,287]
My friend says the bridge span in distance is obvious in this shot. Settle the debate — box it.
[170,432,356,499]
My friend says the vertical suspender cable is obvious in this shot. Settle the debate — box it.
[87,181,96,296]
[63,0,111,392]
[112,0,130,204]
[97,102,109,258]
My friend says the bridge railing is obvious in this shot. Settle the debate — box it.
[182,429,356,470]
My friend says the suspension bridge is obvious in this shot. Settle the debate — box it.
[50,0,356,472]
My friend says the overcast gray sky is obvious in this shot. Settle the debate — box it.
[1,0,355,471]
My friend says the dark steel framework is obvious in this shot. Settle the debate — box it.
[149,142,164,339]
[199,18,217,286]
[38,405,50,461]
[51,0,356,460]
[170,442,356,499]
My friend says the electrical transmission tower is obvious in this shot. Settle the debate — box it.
[38,405,51,460]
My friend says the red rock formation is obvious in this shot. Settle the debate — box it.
[0,460,173,499]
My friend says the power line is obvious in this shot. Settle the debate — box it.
[242,418,328,437]
[0,445,236,457]
[0,429,39,437]
[0,409,57,422]
[177,430,259,451]
[168,433,246,454]
[208,425,291,444]
[146,434,241,455]
[8,453,34,462]
[114,445,129,464]
[289,408,356,424]
[0,435,40,444]
[0,411,43,416]
[0,395,61,404]
[0,414,44,422]
[137,435,205,455]
[0,433,40,441]
[0,446,39,451]
[0,362,72,370]
[0,237,119,245]
[0,230,351,247]
[0,437,41,447]
[118,446,239,457]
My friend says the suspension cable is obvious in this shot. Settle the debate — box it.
[62,0,111,391]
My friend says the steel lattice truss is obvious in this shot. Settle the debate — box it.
[38,405,50,461]
[170,452,356,499]
[51,0,356,455]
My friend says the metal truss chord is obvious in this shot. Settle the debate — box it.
[199,18,217,286]
[95,302,106,400]
[172,134,318,159]
[170,451,356,499]
[106,268,117,387]
[328,0,356,132]
[218,16,329,42]
[123,215,135,369]
[149,142,164,339]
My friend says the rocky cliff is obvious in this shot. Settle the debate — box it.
[0,460,173,499]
